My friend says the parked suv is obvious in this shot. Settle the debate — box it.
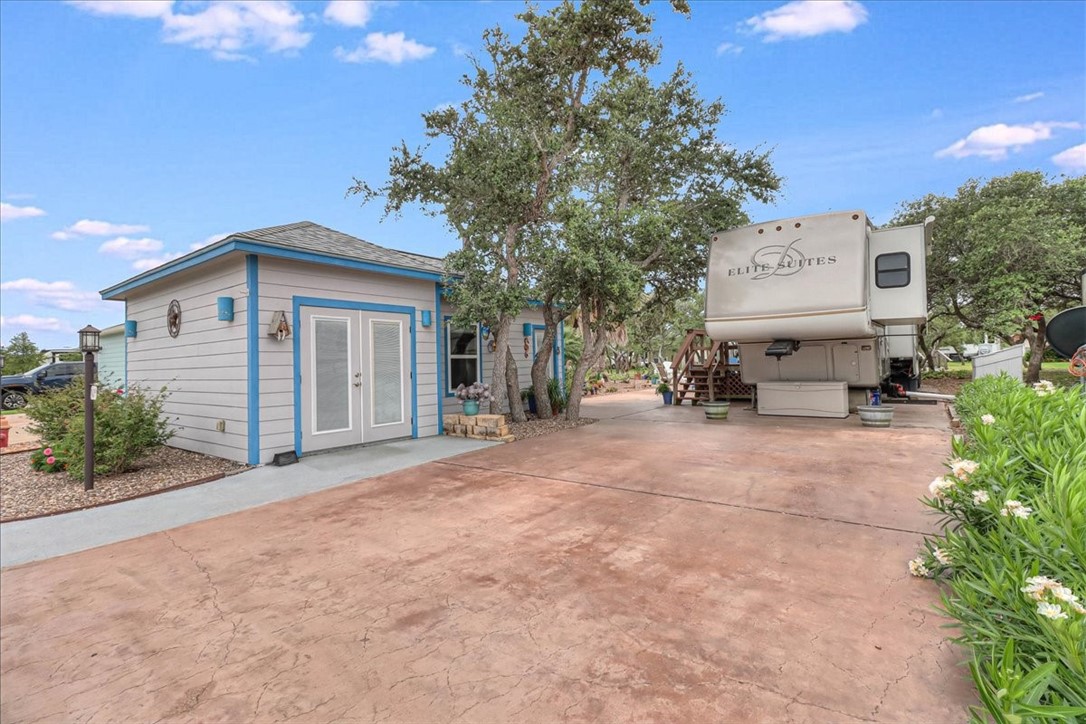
[1,361,86,410]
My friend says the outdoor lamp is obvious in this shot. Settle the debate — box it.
[79,324,101,491]
[79,325,101,353]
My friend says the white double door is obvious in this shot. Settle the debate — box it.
[300,306,411,453]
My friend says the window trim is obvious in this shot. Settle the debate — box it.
[444,317,482,396]
[875,252,911,289]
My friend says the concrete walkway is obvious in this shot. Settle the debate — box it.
[0,436,497,568]
[0,392,974,722]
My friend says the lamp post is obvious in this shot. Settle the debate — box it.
[79,325,101,491]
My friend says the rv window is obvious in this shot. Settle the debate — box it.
[875,252,910,289]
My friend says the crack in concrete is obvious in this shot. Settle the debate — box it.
[436,460,932,536]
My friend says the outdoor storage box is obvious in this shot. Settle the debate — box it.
[757,381,849,418]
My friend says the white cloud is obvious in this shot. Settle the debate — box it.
[69,0,311,61]
[928,108,944,120]
[324,0,374,28]
[163,1,311,61]
[0,278,104,312]
[1052,143,1086,173]
[745,0,868,42]
[98,236,165,259]
[132,253,185,271]
[66,0,172,19]
[451,42,470,58]
[935,121,1082,160]
[0,314,71,334]
[0,202,47,221]
[716,42,743,56]
[52,219,150,240]
[334,31,435,64]
[1013,92,1044,104]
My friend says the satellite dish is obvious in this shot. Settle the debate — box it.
[1045,306,1086,359]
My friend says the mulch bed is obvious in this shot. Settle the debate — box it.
[506,413,597,440]
[0,447,249,522]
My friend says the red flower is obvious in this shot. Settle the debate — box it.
[46,456,56,465]
[43,447,53,456]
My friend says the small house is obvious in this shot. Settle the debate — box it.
[100,221,564,465]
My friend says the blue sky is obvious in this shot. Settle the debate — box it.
[1,0,1083,350]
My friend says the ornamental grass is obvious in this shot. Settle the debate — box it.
[910,374,1085,720]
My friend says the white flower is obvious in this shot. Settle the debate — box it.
[929,476,956,499]
[1000,500,1032,519]
[981,414,995,425]
[1033,380,1056,397]
[933,547,952,566]
[1037,602,1068,620]
[908,557,931,578]
[972,490,991,505]
[1072,601,1086,616]
[949,459,980,481]
[1051,586,1080,604]
[1021,577,1054,599]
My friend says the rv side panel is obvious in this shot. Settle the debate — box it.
[868,221,931,325]
[706,211,875,343]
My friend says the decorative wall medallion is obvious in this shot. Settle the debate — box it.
[167,299,182,338]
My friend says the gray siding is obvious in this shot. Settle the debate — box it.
[125,256,249,463]
[257,257,440,463]
[96,327,126,388]
[444,308,562,415]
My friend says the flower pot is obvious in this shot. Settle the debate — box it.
[703,401,730,420]
[463,400,480,416]
[857,404,893,428]
[526,396,537,415]
[661,391,674,406]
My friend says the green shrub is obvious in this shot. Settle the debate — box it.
[547,377,566,414]
[25,378,173,480]
[30,445,67,473]
[910,376,1086,718]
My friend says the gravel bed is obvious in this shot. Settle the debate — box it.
[0,447,249,522]
[506,414,597,440]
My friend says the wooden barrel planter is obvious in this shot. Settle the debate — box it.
[703,401,730,420]
[857,405,893,427]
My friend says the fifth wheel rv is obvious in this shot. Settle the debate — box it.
[704,210,933,418]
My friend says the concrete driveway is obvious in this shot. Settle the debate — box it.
[0,392,974,722]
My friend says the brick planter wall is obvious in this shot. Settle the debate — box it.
[443,413,515,443]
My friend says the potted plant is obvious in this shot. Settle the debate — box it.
[520,387,537,415]
[455,382,491,416]
[656,381,673,406]
[547,377,566,416]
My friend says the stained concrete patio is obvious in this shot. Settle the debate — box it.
[0,392,974,722]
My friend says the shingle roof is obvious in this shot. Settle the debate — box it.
[100,220,450,299]
[233,221,446,275]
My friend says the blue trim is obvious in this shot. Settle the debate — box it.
[101,238,444,299]
[246,255,260,466]
[292,296,419,457]
[529,324,560,379]
[435,285,444,433]
[559,320,566,388]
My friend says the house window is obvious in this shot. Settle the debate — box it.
[446,322,479,393]
[875,252,910,289]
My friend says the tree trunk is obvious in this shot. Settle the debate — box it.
[1022,318,1046,384]
[505,347,527,422]
[565,318,609,421]
[489,316,512,415]
[530,308,558,418]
